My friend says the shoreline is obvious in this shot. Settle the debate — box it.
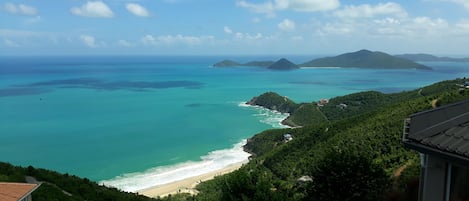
[105,102,291,198]
[138,160,247,198]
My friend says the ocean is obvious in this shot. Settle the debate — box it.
[0,56,468,192]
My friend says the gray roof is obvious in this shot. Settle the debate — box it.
[403,100,469,164]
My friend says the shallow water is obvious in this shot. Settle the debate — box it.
[0,56,467,191]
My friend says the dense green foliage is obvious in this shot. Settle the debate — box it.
[1,78,468,201]
[247,92,299,114]
[0,162,159,201]
[395,53,469,62]
[212,60,241,67]
[300,49,431,70]
[196,78,469,201]
[267,58,299,70]
[305,148,390,201]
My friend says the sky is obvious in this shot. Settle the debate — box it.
[1,0,469,56]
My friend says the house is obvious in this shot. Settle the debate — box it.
[284,134,293,142]
[0,182,40,201]
[402,100,469,201]
[464,82,469,89]
[319,98,329,105]
[337,103,348,109]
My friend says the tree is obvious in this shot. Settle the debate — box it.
[305,149,390,201]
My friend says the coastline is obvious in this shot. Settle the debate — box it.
[138,160,247,198]
[137,102,291,198]
[102,101,291,198]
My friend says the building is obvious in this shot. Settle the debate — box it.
[402,100,469,201]
[283,134,293,142]
[0,182,40,201]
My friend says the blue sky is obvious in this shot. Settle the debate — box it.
[1,0,469,55]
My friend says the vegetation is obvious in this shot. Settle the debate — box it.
[395,53,469,62]
[247,92,299,113]
[0,162,160,201]
[1,78,468,201]
[196,78,469,201]
[300,49,432,70]
[267,58,299,70]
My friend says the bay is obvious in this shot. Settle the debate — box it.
[0,56,467,191]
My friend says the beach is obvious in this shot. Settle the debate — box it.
[138,160,247,198]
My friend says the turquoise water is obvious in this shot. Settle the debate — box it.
[0,56,468,191]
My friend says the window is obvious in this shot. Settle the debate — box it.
[449,164,469,201]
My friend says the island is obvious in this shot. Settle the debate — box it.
[213,49,435,70]
[395,53,469,62]
[300,49,432,70]
[212,60,274,67]
[267,58,299,70]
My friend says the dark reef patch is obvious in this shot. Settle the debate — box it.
[17,78,204,91]
[0,87,52,97]
[1,78,204,98]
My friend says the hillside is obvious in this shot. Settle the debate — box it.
[195,78,468,200]
[301,49,432,70]
[0,162,161,201]
[395,53,469,62]
[212,60,241,67]
[2,78,468,201]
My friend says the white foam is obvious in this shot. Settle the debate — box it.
[101,102,288,192]
[100,140,251,192]
[238,101,290,128]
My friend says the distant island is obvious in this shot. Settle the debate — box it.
[213,60,274,67]
[395,53,469,62]
[300,49,432,70]
[213,49,432,70]
[213,58,298,70]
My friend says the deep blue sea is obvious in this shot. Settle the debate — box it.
[0,56,468,191]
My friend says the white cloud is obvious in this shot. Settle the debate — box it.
[235,32,267,40]
[4,39,20,47]
[453,19,469,35]
[157,35,212,45]
[117,40,135,47]
[141,35,156,45]
[224,26,233,34]
[3,3,38,16]
[276,0,340,12]
[278,19,296,31]
[334,2,407,19]
[71,1,114,18]
[141,34,214,46]
[80,35,97,47]
[126,3,150,17]
[237,0,339,17]
[445,0,469,10]
[236,1,276,17]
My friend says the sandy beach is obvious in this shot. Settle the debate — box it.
[138,161,247,198]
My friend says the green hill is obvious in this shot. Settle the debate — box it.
[212,60,241,67]
[395,53,469,62]
[2,78,468,201]
[301,49,432,70]
[195,78,468,201]
[267,58,299,70]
